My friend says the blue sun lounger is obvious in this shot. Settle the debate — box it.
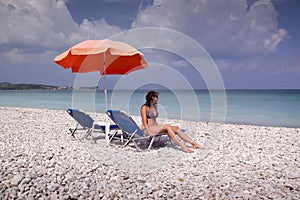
[106,110,168,150]
[66,108,119,141]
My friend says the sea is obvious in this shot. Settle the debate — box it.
[0,89,299,128]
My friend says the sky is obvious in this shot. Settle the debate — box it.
[0,0,299,89]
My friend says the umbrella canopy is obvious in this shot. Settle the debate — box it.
[54,39,148,74]
[54,39,148,110]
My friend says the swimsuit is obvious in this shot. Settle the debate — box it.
[147,110,158,119]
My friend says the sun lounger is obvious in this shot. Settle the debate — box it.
[106,110,169,150]
[66,108,119,141]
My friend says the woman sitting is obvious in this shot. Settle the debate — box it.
[140,90,202,153]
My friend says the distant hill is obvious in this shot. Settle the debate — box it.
[0,82,70,90]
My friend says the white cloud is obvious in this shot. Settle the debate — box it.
[131,0,289,57]
[0,0,123,63]
[0,0,296,88]
[0,0,289,65]
[0,0,79,49]
[77,19,123,40]
[0,0,121,49]
[263,28,288,51]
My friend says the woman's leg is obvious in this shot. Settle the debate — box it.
[161,124,193,153]
[171,126,202,149]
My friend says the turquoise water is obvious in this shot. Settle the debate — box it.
[0,89,299,128]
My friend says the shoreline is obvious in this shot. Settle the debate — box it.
[0,106,299,199]
[1,105,299,129]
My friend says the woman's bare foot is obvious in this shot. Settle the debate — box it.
[182,147,194,153]
[191,142,202,149]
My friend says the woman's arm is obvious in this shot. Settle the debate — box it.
[141,105,151,135]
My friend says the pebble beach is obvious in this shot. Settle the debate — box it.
[0,106,299,199]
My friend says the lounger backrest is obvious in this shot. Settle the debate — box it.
[107,110,144,136]
[67,108,94,128]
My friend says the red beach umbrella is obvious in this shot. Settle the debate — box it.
[54,39,148,110]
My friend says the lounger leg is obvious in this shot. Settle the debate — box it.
[84,129,92,139]
[70,128,77,138]
[123,131,137,147]
[121,133,124,145]
[105,123,110,145]
[132,139,142,151]
[70,123,79,138]
[147,137,155,150]
[108,131,118,143]
[91,122,96,139]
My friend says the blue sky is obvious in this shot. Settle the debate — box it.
[0,0,299,89]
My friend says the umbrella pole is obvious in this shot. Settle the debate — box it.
[104,74,108,111]
[104,52,108,112]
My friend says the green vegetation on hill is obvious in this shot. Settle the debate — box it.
[0,82,69,90]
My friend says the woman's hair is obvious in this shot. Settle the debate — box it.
[144,90,159,107]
